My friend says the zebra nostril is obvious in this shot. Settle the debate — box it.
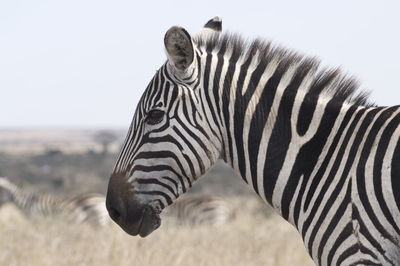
[106,194,126,224]
[108,206,121,222]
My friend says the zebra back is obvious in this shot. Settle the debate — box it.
[0,177,63,216]
[62,193,109,227]
[162,195,233,226]
[0,177,16,206]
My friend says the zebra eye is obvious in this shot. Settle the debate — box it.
[146,109,165,125]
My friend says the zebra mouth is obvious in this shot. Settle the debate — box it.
[114,204,161,237]
[137,205,161,237]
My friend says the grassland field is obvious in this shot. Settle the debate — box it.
[0,129,314,266]
[0,197,314,266]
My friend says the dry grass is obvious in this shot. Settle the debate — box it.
[0,198,314,266]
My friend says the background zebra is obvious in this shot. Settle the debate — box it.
[106,17,400,266]
[162,194,234,226]
[0,177,232,228]
[0,177,109,227]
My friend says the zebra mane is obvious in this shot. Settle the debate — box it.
[193,32,374,107]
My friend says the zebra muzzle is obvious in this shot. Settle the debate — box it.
[106,173,161,237]
[106,193,160,237]
[107,199,161,237]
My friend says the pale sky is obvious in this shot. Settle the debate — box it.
[1,0,400,128]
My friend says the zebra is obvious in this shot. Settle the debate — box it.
[0,177,110,227]
[105,16,400,265]
[162,194,233,226]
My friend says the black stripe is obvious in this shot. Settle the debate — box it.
[297,69,339,136]
[135,178,178,197]
[372,109,400,236]
[233,50,259,183]
[352,204,393,265]
[261,59,298,201]
[301,106,361,236]
[221,48,241,165]
[303,105,357,211]
[391,137,400,213]
[172,126,205,175]
[356,107,400,243]
[135,190,173,205]
[202,50,223,142]
[134,151,192,185]
[290,98,343,224]
[317,176,351,265]
[327,222,353,265]
[130,164,187,193]
[305,108,366,252]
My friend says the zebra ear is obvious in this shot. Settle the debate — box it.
[164,26,194,71]
[204,16,222,32]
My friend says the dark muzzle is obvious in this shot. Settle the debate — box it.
[106,173,161,237]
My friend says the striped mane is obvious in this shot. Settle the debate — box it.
[194,32,374,107]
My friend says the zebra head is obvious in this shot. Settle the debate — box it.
[106,17,224,237]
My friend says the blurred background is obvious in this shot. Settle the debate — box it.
[0,0,399,265]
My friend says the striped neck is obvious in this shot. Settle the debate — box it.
[195,42,373,221]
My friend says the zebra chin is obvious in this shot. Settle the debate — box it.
[109,203,161,237]
[106,174,162,237]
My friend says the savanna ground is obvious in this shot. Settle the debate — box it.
[0,129,314,266]
[0,198,314,266]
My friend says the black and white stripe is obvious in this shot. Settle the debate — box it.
[106,17,400,265]
[0,177,109,227]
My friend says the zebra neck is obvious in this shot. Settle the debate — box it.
[216,67,372,221]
